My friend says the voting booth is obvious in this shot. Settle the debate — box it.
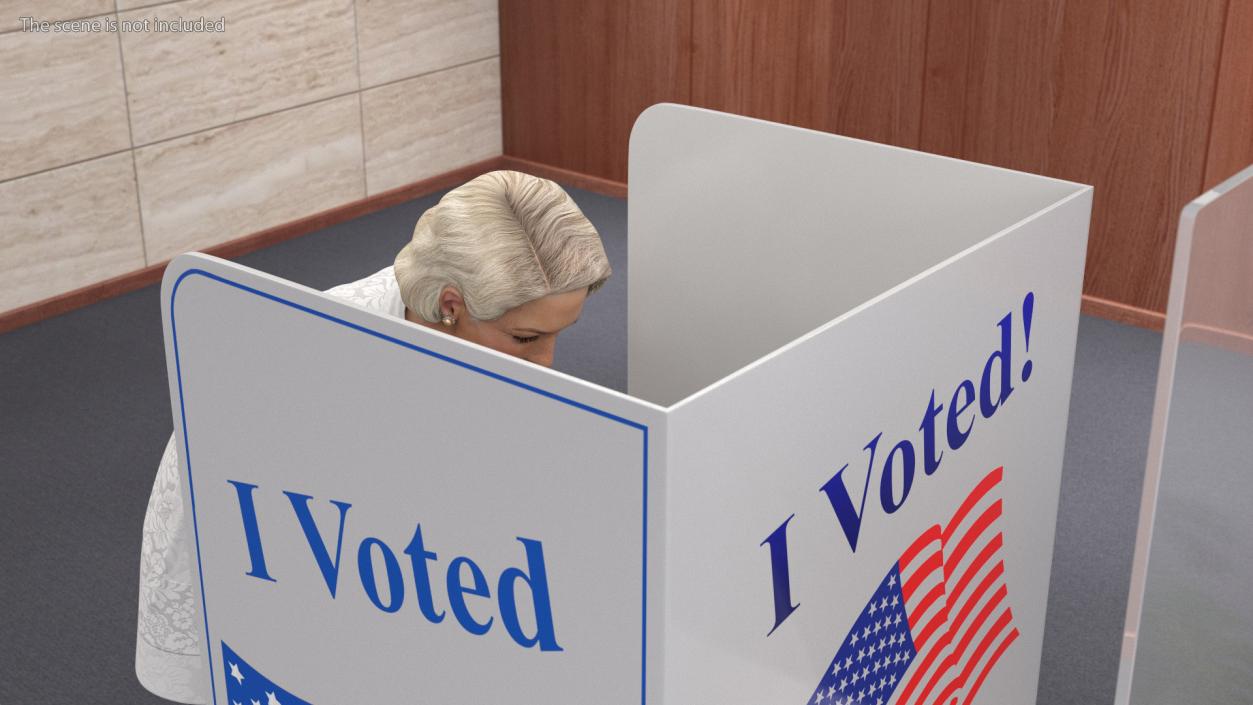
[1115,164,1253,705]
[160,104,1092,705]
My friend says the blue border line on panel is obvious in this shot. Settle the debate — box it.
[169,269,650,705]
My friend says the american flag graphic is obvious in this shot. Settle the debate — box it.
[222,641,312,705]
[807,466,1019,705]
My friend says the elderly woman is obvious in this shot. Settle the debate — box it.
[135,170,612,702]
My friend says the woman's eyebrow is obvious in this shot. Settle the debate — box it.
[513,318,579,335]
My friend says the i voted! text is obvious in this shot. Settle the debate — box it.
[226,483,563,651]
[761,292,1037,636]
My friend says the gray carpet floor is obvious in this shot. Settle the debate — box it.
[1129,343,1253,705]
[0,186,1161,704]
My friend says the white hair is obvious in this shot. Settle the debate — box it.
[394,170,612,322]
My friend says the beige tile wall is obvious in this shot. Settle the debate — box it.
[0,0,501,315]
[363,57,501,195]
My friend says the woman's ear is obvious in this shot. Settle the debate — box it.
[439,286,466,318]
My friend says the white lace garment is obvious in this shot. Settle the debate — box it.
[135,266,405,703]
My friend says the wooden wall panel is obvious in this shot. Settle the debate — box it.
[1064,2,1225,313]
[499,0,1246,320]
[919,1,1065,168]
[1204,0,1253,189]
[922,1,1227,314]
[690,0,928,149]
[500,0,691,183]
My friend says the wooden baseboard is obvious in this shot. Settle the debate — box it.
[0,157,506,336]
[499,155,628,199]
[1081,294,1166,331]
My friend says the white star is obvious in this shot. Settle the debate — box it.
[868,601,877,616]
[266,692,281,705]
[888,574,896,587]
[251,700,261,705]
[229,662,244,685]
[233,701,241,705]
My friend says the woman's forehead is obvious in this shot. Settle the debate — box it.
[501,289,587,331]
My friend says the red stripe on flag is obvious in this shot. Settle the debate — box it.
[903,552,943,600]
[897,630,950,705]
[953,581,1007,649]
[949,537,1004,610]
[944,467,1003,542]
[952,585,1006,663]
[945,501,1002,579]
[893,467,1016,705]
[909,581,946,633]
[961,627,1020,705]
[960,609,1015,686]
[912,643,953,705]
[912,610,946,654]
[914,587,1007,705]
[900,525,942,573]
[938,607,1015,705]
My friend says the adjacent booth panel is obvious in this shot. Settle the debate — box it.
[160,104,1092,705]
[1115,164,1253,705]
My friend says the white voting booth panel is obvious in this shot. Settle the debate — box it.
[162,259,663,704]
[631,106,1091,705]
[160,104,1091,705]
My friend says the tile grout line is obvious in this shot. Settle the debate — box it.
[0,148,133,187]
[359,53,501,93]
[349,0,369,199]
[110,54,498,153]
[110,5,150,265]
[0,55,500,189]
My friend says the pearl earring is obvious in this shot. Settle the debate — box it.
[441,313,456,326]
